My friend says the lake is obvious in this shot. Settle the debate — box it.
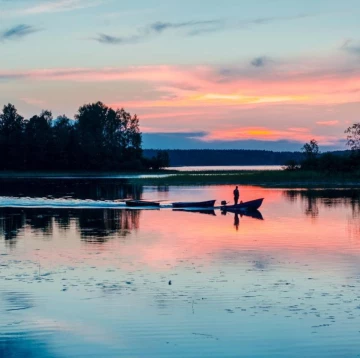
[1,180,360,357]
[168,165,283,171]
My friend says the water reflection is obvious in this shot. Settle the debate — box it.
[283,189,360,218]
[2,186,360,246]
[0,210,25,242]
[0,178,143,200]
[0,336,53,358]
[2,184,360,358]
[0,208,141,246]
[0,206,269,244]
[234,213,240,231]
[173,209,217,216]
[220,210,264,231]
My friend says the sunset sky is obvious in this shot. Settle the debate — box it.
[0,0,359,150]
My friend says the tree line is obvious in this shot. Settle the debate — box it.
[143,149,305,167]
[0,102,169,171]
[285,123,360,172]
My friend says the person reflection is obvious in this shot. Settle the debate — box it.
[234,213,240,231]
[222,210,240,230]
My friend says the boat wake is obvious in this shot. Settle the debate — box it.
[0,197,130,209]
[0,197,176,209]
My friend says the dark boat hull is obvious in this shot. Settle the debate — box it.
[172,200,216,208]
[126,200,160,207]
[221,198,264,211]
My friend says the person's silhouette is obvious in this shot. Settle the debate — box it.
[233,186,240,205]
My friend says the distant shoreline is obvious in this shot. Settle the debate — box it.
[0,170,359,188]
[129,170,360,187]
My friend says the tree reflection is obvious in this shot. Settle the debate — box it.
[304,197,319,218]
[78,209,140,243]
[0,209,25,246]
[284,189,360,239]
[283,189,360,218]
[0,208,141,245]
[348,201,360,241]
[26,210,53,236]
[54,210,72,229]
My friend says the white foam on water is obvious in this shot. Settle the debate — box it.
[0,197,177,209]
[0,197,128,209]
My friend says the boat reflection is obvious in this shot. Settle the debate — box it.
[173,209,217,216]
[221,209,264,220]
[221,209,264,231]
[242,210,264,220]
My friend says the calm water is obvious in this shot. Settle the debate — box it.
[1,180,360,358]
[168,165,282,171]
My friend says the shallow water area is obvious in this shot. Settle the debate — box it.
[1,181,360,357]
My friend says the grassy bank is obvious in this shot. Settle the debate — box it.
[130,170,360,187]
[0,169,359,187]
[0,170,177,178]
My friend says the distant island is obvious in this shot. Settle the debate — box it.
[144,149,305,166]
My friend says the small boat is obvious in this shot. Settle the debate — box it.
[125,200,160,207]
[221,198,264,211]
[172,200,216,208]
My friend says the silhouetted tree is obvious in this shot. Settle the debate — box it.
[76,102,142,170]
[0,102,146,171]
[24,110,53,169]
[301,139,319,170]
[302,139,319,158]
[345,123,360,151]
[0,104,25,170]
[143,149,304,166]
[52,115,77,169]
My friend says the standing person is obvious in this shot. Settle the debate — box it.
[233,186,240,205]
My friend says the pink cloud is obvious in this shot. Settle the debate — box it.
[20,97,46,106]
[287,127,309,132]
[2,64,360,109]
[316,120,340,126]
[140,110,205,120]
[2,62,359,145]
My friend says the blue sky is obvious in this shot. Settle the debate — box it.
[0,0,360,150]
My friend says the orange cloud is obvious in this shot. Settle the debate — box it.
[201,127,337,144]
[111,94,307,109]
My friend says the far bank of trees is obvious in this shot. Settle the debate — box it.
[0,102,169,171]
[143,149,305,167]
[285,123,360,173]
